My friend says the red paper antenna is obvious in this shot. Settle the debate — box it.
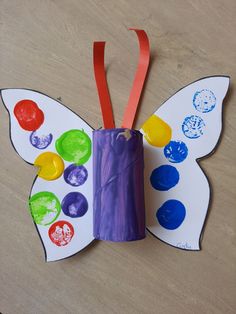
[93,29,150,129]
[93,41,115,129]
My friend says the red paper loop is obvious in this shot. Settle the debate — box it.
[93,42,115,129]
[93,29,150,129]
[121,29,150,129]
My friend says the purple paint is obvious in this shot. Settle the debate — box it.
[93,128,146,241]
[30,131,53,149]
[61,192,88,218]
[64,164,88,186]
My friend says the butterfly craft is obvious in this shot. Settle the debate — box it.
[0,29,229,261]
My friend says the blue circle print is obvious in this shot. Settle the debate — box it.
[30,131,53,149]
[193,89,216,113]
[182,115,205,139]
[150,165,179,191]
[164,140,188,163]
[156,199,186,230]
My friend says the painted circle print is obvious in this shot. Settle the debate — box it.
[61,192,88,218]
[156,199,186,230]
[14,99,44,131]
[29,191,61,225]
[30,131,53,149]
[55,129,91,165]
[182,115,205,139]
[64,164,88,186]
[150,165,179,191]
[48,220,74,246]
[164,140,188,163]
[34,152,64,181]
[193,89,216,113]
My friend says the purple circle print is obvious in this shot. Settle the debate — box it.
[30,131,53,149]
[64,164,88,186]
[61,192,88,218]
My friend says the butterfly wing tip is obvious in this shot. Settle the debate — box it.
[45,256,57,263]
[218,75,230,79]
[0,89,5,98]
[218,75,230,85]
[222,75,230,84]
[192,243,201,251]
[0,88,12,95]
[204,75,230,87]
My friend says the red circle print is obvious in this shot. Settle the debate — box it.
[14,99,44,131]
[48,220,74,246]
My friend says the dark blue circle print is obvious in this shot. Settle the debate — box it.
[30,131,53,149]
[164,141,188,163]
[64,164,88,186]
[193,89,216,113]
[150,165,179,191]
[61,192,88,218]
[182,115,205,139]
[156,199,186,230]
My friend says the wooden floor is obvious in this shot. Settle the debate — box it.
[0,1,235,313]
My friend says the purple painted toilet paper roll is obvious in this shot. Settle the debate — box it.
[93,128,146,241]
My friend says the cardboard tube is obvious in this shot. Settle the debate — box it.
[93,128,145,241]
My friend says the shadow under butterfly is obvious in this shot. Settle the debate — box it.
[0,29,229,261]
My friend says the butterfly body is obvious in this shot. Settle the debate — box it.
[93,128,145,242]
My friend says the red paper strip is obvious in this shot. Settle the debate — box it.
[93,29,150,129]
[121,29,150,129]
[93,42,115,129]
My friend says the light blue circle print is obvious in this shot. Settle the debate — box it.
[164,140,188,163]
[182,115,205,139]
[193,89,216,113]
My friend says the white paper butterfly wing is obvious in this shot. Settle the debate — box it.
[144,153,210,250]
[1,89,94,261]
[141,76,229,250]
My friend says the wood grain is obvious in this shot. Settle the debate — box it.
[0,1,235,313]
